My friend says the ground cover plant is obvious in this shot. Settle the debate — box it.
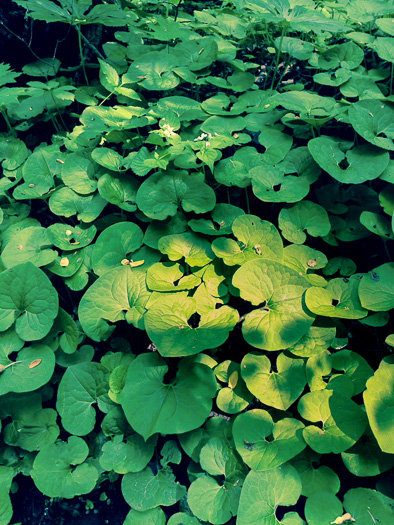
[0,0,394,523]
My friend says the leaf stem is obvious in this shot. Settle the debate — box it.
[245,186,250,214]
[76,25,89,85]
[1,108,16,137]
[270,24,286,90]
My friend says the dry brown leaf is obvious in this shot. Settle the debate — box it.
[29,359,42,369]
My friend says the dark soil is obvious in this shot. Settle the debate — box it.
[11,476,130,525]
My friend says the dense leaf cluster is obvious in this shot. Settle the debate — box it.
[0,0,393,524]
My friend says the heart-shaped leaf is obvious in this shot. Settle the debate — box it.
[144,293,238,357]
[233,409,306,471]
[99,433,155,474]
[56,362,111,436]
[241,352,307,410]
[212,215,283,266]
[158,232,214,267]
[237,464,302,525]
[348,100,394,151]
[120,353,217,439]
[136,170,216,220]
[278,201,331,244]
[78,266,151,341]
[233,260,314,351]
[298,390,367,453]
[0,263,59,341]
[359,263,394,311]
[92,222,144,276]
[308,137,389,183]
[31,436,99,498]
[1,226,57,268]
[305,277,368,319]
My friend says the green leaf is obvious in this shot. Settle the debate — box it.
[45,308,79,354]
[278,201,330,244]
[199,436,241,478]
[323,257,357,277]
[120,353,217,440]
[237,464,302,525]
[283,245,328,283]
[49,187,107,223]
[47,223,96,251]
[233,409,306,471]
[167,513,200,525]
[278,37,314,60]
[304,491,343,525]
[363,356,394,453]
[136,170,216,220]
[92,222,144,276]
[305,277,368,319]
[341,426,394,477]
[98,59,119,90]
[376,18,394,36]
[144,213,188,250]
[291,450,340,497]
[146,262,201,292]
[78,266,151,341]
[0,263,58,341]
[348,100,394,151]
[241,352,307,410]
[13,0,72,23]
[3,401,59,452]
[124,51,181,91]
[331,350,373,396]
[97,172,139,212]
[0,343,55,395]
[13,145,64,199]
[0,63,21,86]
[144,293,238,357]
[122,465,186,511]
[61,153,98,194]
[213,146,261,188]
[56,362,111,436]
[373,37,394,63]
[343,488,394,525]
[124,508,166,525]
[359,263,394,311]
[308,138,389,183]
[298,390,367,453]
[187,475,242,524]
[251,164,310,204]
[99,433,155,474]
[188,203,245,236]
[311,41,364,70]
[259,128,293,166]
[0,466,13,525]
[212,215,283,266]
[158,232,214,267]
[31,436,99,498]
[82,3,130,26]
[289,322,336,358]
[273,91,337,118]
[215,361,253,414]
[233,260,314,351]
[1,226,57,268]
[22,57,60,77]
[0,138,29,170]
